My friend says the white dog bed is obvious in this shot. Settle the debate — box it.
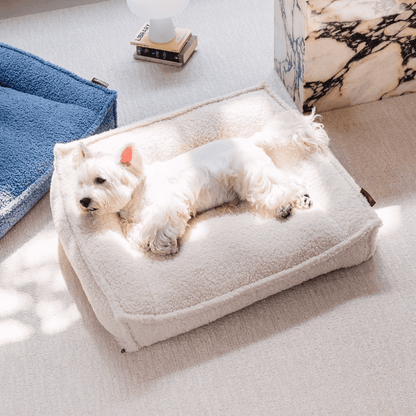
[51,83,382,352]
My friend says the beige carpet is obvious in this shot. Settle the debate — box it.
[1,0,415,415]
[0,0,106,19]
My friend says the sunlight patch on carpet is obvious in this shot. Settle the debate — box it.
[374,205,401,238]
[0,288,33,318]
[35,300,80,335]
[0,319,34,346]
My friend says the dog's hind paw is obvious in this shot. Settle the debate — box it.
[295,193,313,210]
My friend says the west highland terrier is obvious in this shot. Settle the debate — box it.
[73,110,329,255]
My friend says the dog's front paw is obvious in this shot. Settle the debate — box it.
[149,237,179,256]
[277,204,292,219]
[295,193,313,210]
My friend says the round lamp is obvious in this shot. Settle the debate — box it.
[127,0,189,44]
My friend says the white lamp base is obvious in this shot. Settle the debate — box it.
[148,18,176,44]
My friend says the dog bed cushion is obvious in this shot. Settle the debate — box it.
[51,83,382,352]
[0,42,117,239]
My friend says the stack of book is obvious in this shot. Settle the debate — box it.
[131,23,197,67]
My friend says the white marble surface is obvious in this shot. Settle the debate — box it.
[274,0,306,109]
[307,0,407,26]
[275,0,416,112]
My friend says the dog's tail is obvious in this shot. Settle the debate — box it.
[252,109,329,154]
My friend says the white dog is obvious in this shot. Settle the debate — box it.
[73,110,329,255]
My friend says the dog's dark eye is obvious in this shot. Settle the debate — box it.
[95,177,106,184]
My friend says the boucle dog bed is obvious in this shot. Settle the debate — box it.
[0,42,117,239]
[51,83,382,352]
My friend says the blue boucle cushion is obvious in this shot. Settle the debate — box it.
[0,42,117,239]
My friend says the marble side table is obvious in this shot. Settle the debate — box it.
[275,0,416,113]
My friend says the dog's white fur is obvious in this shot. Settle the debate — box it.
[73,110,329,255]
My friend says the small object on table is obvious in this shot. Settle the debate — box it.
[131,23,197,67]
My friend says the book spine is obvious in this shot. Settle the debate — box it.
[136,46,181,63]
[134,24,150,42]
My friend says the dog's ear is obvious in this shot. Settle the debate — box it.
[72,141,92,169]
[119,143,144,180]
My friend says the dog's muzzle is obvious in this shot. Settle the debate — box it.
[79,198,98,212]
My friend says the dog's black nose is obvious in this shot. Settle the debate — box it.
[80,198,91,208]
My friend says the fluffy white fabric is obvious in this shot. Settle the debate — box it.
[72,109,329,255]
[51,83,382,351]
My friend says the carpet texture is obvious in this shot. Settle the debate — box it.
[0,0,415,415]
[0,0,105,20]
[0,42,117,239]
